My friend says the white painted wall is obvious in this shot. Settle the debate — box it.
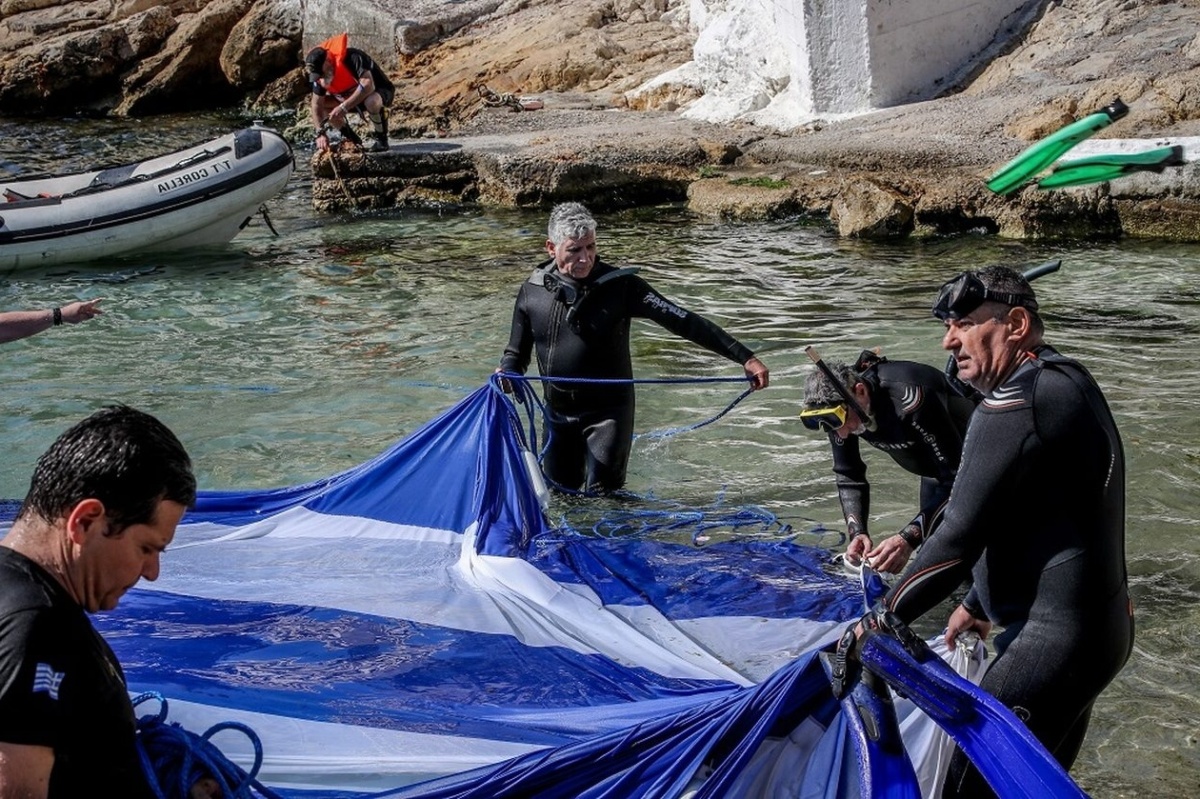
[634,0,1046,130]
[804,0,871,115]
[865,0,1033,107]
[302,0,400,70]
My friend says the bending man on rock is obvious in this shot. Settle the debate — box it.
[305,33,395,153]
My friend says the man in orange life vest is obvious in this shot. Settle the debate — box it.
[305,34,396,153]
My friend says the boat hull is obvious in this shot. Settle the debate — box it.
[0,124,294,274]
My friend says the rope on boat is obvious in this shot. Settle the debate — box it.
[259,204,279,236]
[132,692,285,799]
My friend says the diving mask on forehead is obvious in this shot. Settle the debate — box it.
[932,271,1038,321]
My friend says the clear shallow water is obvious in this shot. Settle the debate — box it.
[2,115,1198,795]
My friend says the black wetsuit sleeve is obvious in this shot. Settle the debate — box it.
[499,284,533,374]
[883,393,1031,623]
[628,278,754,365]
[0,608,58,746]
[887,356,1127,627]
[829,432,870,535]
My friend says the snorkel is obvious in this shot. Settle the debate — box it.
[805,346,875,433]
[540,262,640,329]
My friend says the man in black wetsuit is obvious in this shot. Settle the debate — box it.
[801,351,977,573]
[879,265,1134,797]
[498,202,769,493]
[0,406,205,798]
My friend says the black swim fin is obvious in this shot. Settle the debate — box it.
[986,99,1129,195]
[856,620,1090,798]
[1037,144,1186,189]
[820,628,921,798]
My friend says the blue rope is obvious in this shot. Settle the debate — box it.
[536,493,842,549]
[490,372,756,499]
[634,385,754,441]
[489,374,824,545]
[561,494,796,544]
[132,692,285,799]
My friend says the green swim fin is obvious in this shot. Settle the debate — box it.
[986,98,1129,195]
[1036,144,1185,189]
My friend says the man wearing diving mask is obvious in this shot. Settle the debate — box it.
[801,350,977,573]
[498,202,769,493]
[875,264,1133,796]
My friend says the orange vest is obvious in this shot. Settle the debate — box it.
[317,33,358,96]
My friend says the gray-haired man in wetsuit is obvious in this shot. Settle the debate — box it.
[880,265,1134,797]
[802,352,977,573]
[497,202,769,493]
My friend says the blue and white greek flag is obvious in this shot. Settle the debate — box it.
[6,385,985,797]
[32,663,64,700]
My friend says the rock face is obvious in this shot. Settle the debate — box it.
[310,108,743,211]
[0,0,302,115]
[383,0,697,132]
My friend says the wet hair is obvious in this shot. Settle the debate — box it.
[547,202,597,245]
[304,47,327,79]
[803,361,858,408]
[976,264,1044,333]
[16,405,196,534]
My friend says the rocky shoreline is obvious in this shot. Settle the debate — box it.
[313,97,1200,242]
[4,0,1200,241]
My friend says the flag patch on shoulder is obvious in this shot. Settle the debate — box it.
[33,663,64,700]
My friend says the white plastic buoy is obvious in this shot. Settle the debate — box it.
[523,448,550,510]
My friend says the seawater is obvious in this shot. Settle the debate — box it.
[1,112,1197,795]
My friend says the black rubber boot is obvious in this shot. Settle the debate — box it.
[366,109,389,152]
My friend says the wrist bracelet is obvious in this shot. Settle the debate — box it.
[52,307,62,326]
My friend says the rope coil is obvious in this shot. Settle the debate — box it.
[132,692,284,799]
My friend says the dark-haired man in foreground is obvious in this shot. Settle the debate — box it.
[0,406,209,798]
